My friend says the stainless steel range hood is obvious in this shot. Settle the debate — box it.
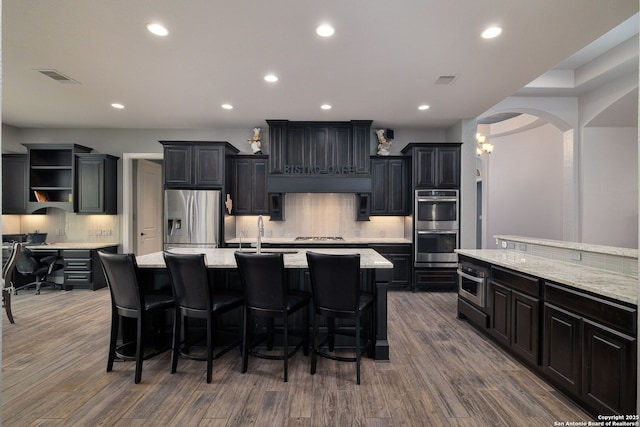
[267,175,372,193]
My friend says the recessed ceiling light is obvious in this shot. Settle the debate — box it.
[418,105,430,110]
[316,24,335,37]
[221,104,234,110]
[481,26,502,39]
[321,104,332,110]
[111,103,125,109]
[264,74,278,83]
[147,23,169,36]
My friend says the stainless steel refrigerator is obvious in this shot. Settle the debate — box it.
[164,189,220,249]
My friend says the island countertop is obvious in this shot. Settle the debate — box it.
[136,247,395,269]
[456,249,637,305]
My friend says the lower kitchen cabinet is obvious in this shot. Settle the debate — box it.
[543,282,637,415]
[489,266,540,366]
[62,246,117,290]
[413,268,457,292]
[370,244,411,290]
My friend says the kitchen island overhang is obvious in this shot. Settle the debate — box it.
[134,247,394,361]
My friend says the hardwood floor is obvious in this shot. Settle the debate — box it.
[2,288,592,426]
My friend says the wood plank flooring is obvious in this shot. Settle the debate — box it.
[2,288,593,426]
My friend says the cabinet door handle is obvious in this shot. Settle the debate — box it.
[140,232,145,236]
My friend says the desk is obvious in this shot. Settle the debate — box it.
[136,247,394,361]
[3,243,119,290]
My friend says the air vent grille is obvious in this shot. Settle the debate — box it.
[435,75,458,85]
[36,69,79,84]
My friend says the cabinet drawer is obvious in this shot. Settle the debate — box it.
[64,258,91,271]
[491,266,540,298]
[64,271,92,284]
[62,250,91,259]
[545,282,637,336]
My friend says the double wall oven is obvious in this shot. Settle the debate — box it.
[414,189,459,268]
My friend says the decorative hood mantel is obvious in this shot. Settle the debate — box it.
[265,120,373,193]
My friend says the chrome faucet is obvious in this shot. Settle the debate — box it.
[257,215,264,254]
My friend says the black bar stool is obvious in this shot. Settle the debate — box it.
[98,251,174,384]
[306,251,373,384]
[163,252,243,383]
[234,252,310,382]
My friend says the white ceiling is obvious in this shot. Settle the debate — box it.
[2,1,638,130]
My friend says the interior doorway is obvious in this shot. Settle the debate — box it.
[122,153,163,254]
[134,159,163,255]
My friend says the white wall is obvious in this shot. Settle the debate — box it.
[486,122,565,243]
[582,127,638,248]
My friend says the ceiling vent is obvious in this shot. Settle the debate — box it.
[434,75,458,85]
[36,69,79,84]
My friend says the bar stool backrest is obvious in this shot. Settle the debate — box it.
[163,252,211,311]
[306,252,361,317]
[234,252,286,312]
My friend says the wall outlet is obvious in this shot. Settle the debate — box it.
[519,244,527,251]
[507,242,516,249]
[571,251,582,261]
[501,241,508,249]
[102,229,112,236]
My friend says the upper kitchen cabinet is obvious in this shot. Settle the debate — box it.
[2,154,28,214]
[401,143,461,188]
[266,120,373,194]
[370,156,410,215]
[160,141,239,189]
[23,144,93,213]
[267,120,372,175]
[229,155,269,215]
[75,154,119,214]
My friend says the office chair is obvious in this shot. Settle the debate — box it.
[14,246,63,295]
[2,242,21,323]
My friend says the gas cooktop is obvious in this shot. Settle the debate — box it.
[294,236,345,241]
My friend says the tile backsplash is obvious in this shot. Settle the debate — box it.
[234,193,408,239]
[496,237,638,278]
[2,209,120,243]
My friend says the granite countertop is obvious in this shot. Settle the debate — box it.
[456,249,638,305]
[136,247,394,269]
[225,237,412,245]
[2,242,120,250]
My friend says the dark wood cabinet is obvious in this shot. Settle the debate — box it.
[2,154,28,214]
[160,141,239,188]
[489,266,540,366]
[75,154,119,214]
[370,157,410,216]
[23,144,93,212]
[266,120,372,175]
[413,268,457,291]
[582,319,636,414]
[543,303,582,396]
[543,282,637,415]
[62,246,117,290]
[230,156,269,215]
[401,143,461,189]
[370,244,412,290]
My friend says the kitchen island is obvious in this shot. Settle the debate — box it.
[135,247,394,360]
[456,239,637,416]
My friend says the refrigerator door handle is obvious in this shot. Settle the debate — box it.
[187,193,193,243]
